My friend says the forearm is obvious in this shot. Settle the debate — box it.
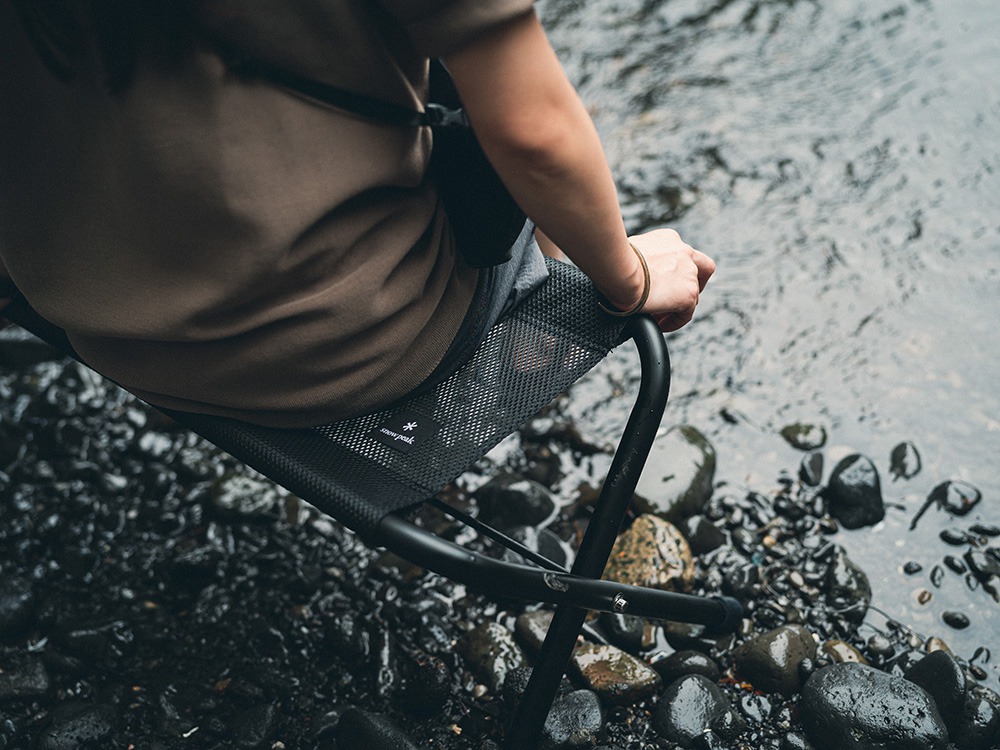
[444,13,643,308]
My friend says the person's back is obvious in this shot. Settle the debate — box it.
[0,1,504,426]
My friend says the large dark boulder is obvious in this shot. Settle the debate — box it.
[801,663,949,750]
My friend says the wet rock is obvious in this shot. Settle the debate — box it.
[231,702,277,749]
[733,624,817,696]
[602,514,693,592]
[941,528,969,546]
[335,707,419,750]
[965,549,1000,582]
[931,480,982,517]
[780,423,827,451]
[782,732,815,750]
[36,702,115,750]
[943,611,971,629]
[504,526,571,569]
[650,675,746,748]
[902,561,922,575]
[823,454,884,529]
[799,452,824,487]
[210,472,283,518]
[864,634,895,665]
[889,442,921,481]
[570,642,661,705]
[515,610,554,654]
[598,612,645,654]
[652,650,721,685]
[801,663,949,750]
[457,621,526,693]
[821,639,868,665]
[53,620,135,665]
[679,515,727,555]
[0,653,50,700]
[904,649,967,736]
[825,548,871,623]
[476,472,557,528]
[950,685,1000,750]
[633,425,716,522]
[0,577,34,639]
[396,652,451,716]
[541,689,604,749]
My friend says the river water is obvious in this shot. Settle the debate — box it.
[540,0,999,666]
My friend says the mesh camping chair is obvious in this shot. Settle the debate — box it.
[3,257,741,748]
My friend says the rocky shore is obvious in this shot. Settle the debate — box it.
[1,335,998,749]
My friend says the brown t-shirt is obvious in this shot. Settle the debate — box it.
[0,0,534,427]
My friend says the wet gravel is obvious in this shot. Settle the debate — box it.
[2,345,998,749]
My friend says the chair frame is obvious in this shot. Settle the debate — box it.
[4,298,740,749]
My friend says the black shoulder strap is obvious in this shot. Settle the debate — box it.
[202,32,468,129]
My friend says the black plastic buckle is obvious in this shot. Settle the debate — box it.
[424,104,470,129]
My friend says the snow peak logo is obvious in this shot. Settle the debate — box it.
[369,411,440,454]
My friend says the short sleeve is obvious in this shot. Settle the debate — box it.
[376,0,536,57]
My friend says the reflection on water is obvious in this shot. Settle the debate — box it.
[541,0,999,662]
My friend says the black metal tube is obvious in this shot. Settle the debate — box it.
[505,316,671,749]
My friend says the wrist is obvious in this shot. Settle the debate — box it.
[598,242,650,316]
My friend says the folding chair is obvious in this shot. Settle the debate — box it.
[3,257,741,748]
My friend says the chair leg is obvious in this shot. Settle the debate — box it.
[505,317,670,748]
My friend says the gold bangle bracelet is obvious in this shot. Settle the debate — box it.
[597,242,650,317]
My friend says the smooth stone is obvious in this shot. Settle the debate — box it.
[515,610,554,654]
[889,442,921,481]
[780,423,828,451]
[335,707,419,750]
[950,686,1000,750]
[799,451,824,487]
[825,548,872,624]
[653,650,721,685]
[602,515,693,593]
[36,702,115,750]
[821,639,868,665]
[504,526,571,570]
[598,612,646,654]
[823,454,885,529]
[680,515,727,555]
[782,732,815,750]
[476,472,557,528]
[733,624,817,696]
[929,480,982,517]
[902,561,923,575]
[801,663,949,750]
[0,577,35,638]
[965,549,1000,581]
[541,689,604,750]
[231,702,276,749]
[651,675,746,748]
[570,642,661,705]
[457,622,526,693]
[209,472,283,518]
[633,425,716,523]
[0,653,51,700]
[943,611,971,630]
[904,650,967,735]
[396,652,451,716]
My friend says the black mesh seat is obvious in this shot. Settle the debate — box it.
[4,257,741,748]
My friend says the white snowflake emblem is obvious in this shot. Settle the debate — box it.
[403,421,418,432]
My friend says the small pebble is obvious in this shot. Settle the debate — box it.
[902,561,922,575]
[939,529,968,546]
[942,611,971,630]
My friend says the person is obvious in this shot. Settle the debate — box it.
[0,1,714,428]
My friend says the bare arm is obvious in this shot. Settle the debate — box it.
[444,12,714,330]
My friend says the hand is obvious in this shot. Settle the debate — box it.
[623,228,715,332]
